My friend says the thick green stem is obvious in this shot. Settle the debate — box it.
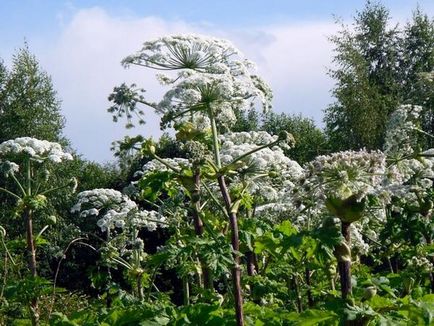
[201,181,228,217]
[0,187,20,200]
[27,159,32,196]
[24,208,39,326]
[0,251,8,301]
[330,274,336,292]
[337,222,352,300]
[209,109,244,326]
[292,275,303,313]
[191,168,213,289]
[137,273,144,300]
[182,277,190,306]
[305,267,314,307]
[209,113,222,168]
[10,172,26,196]
[39,182,71,196]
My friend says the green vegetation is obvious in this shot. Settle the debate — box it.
[0,2,433,326]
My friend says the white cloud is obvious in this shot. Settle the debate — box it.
[37,7,336,162]
[228,23,338,119]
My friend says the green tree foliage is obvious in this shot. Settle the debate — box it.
[325,1,400,151]
[0,46,65,237]
[399,9,434,146]
[0,46,67,232]
[0,48,122,301]
[325,2,434,151]
[0,46,66,143]
[262,113,328,164]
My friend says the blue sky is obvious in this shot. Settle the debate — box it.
[0,1,433,162]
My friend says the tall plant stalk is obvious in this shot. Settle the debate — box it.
[191,168,213,289]
[25,160,39,326]
[209,110,244,326]
[337,222,352,300]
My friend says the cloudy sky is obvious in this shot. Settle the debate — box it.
[1,0,433,162]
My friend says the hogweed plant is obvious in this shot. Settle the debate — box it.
[71,188,167,300]
[291,104,434,320]
[0,137,74,326]
[298,149,387,300]
[382,105,434,292]
[109,34,282,326]
[104,34,434,325]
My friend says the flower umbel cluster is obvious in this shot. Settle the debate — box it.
[117,34,273,130]
[0,137,73,163]
[384,105,422,158]
[141,157,190,174]
[71,188,165,232]
[219,131,302,189]
[218,131,303,221]
[122,34,240,72]
[301,150,386,203]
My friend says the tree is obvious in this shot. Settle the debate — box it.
[399,9,434,146]
[0,46,67,235]
[0,47,123,303]
[0,45,66,144]
[325,1,400,151]
[262,112,328,163]
[325,2,434,151]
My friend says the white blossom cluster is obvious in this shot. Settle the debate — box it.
[350,223,372,256]
[135,157,191,178]
[283,105,433,255]
[123,34,272,129]
[384,105,422,158]
[381,105,434,208]
[383,155,434,194]
[220,131,278,146]
[301,150,386,202]
[287,150,388,253]
[254,201,298,222]
[0,161,20,176]
[216,131,303,222]
[406,256,433,273]
[71,188,165,232]
[0,137,73,164]
[122,34,241,73]
[219,131,302,178]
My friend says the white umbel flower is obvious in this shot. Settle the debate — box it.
[72,188,165,232]
[0,137,73,163]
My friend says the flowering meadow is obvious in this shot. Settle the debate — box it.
[1,5,434,326]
